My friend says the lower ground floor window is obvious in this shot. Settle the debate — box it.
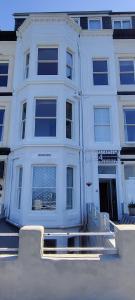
[32,166,56,210]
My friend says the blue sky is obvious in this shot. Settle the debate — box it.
[1,0,135,30]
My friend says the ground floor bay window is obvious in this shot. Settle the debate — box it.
[32,166,56,210]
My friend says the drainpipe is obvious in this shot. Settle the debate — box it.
[77,34,86,227]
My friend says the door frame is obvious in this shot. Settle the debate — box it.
[98,166,119,220]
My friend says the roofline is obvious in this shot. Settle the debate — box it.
[13,10,135,17]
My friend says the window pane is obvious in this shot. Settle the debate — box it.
[0,110,5,124]
[0,76,8,86]
[123,20,131,29]
[67,52,73,67]
[32,188,56,210]
[114,21,121,29]
[38,48,58,60]
[66,102,72,120]
[35,119,56,137]
[95,126,110,142]
[33,167,56,187]
[66,66,72,79]
[125,165,135,179]
[89,20,101,29]
[120,74,134,85]
[26,53,30,65]
[21,122,25,139]
[66,189,73,209]
[98,166,116,174]
[66,120,72,139]
[36,100,56,117]
[38,62,58,75]
[93,74,108,85]
[22,103,27,120]
[0,126,3,141]
[124,110,135,124]
[32,166,56,210]
[0,63,8,74]
[120,61,134,72]
[94,108,110,125]
[19,167,23,187]
[67,167,73,187]
[93,60,107,72]
[125,125,135,141]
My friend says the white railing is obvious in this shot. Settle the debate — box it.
[43,231,117,255]
[0,233,19,254]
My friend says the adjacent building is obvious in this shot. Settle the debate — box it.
[0,11,135,243]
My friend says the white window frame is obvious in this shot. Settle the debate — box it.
[66,49,73,80]
[20,101,27,140]
[31,165,56,211]
[113,18,131,29]
[66,166,74,210]
[88,18,102,30]
[24,50,30,79]
[0,107,5,142]
[123,107,135,143]
[94,106,111,142]
[66,100,73,139]
[37,46,58,75]
[0,61,9,87]
[92,58,109,86]
[34,98,57,138]
[16,166,23,210]
[119,59,135,85]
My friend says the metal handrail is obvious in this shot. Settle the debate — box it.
[44,232,115,237]
[0,233,19,237]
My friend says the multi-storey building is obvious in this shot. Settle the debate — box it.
[1,10,135,244]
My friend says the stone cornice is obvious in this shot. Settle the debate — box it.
[17,14,81,37]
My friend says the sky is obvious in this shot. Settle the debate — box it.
[1,0,135,30]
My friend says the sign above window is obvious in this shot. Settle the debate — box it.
[98,150,118,163]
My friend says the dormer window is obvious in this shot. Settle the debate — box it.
[113,19,131,29]
[88,19,102,30]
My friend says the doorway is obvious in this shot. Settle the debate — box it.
[99,178,118,221]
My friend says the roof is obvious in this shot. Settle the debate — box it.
[13,10,135,17]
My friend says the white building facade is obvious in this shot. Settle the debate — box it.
[1,11,135,236]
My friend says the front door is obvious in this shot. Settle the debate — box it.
[99,178,118,221]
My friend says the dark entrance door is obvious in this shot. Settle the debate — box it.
[99,178,118,221]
